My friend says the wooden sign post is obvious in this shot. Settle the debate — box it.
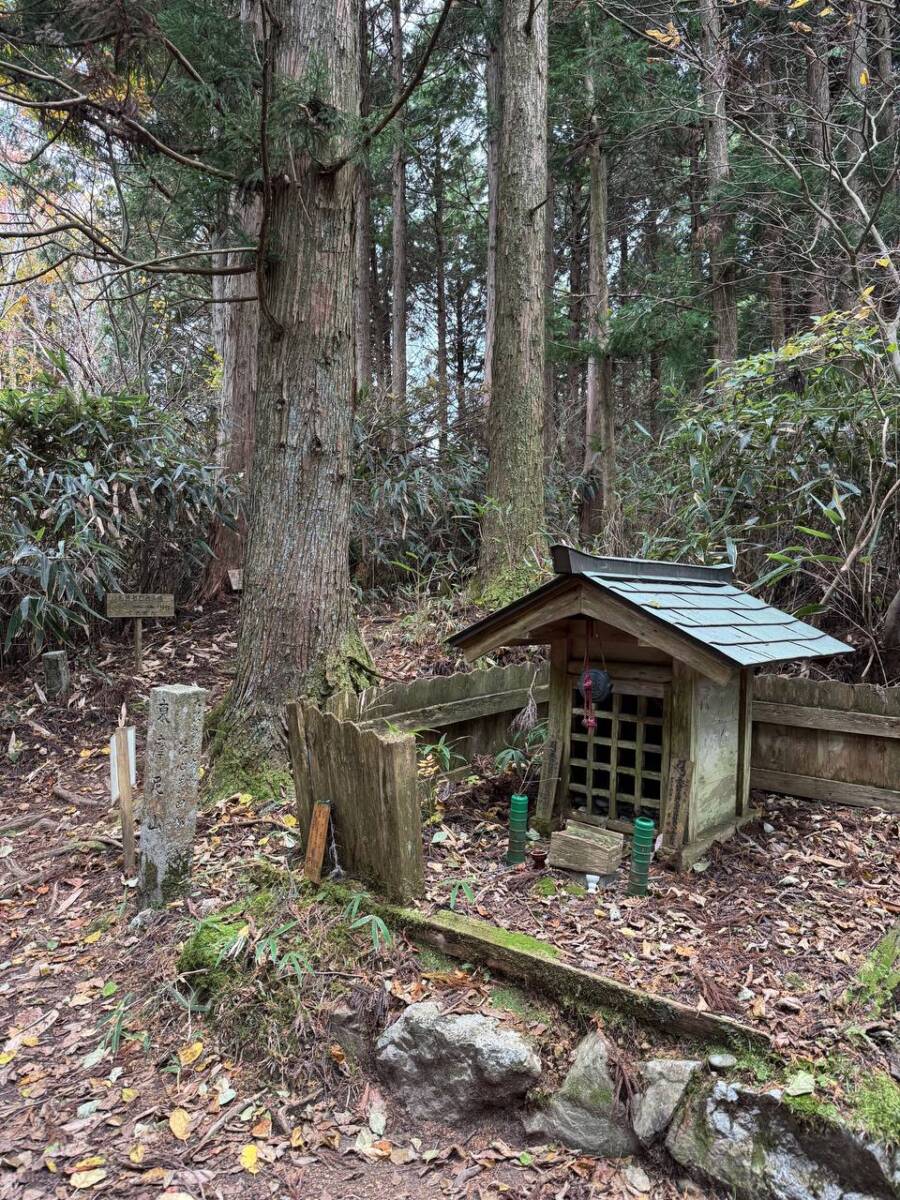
[110,726,137,877]
[105,593,174,670]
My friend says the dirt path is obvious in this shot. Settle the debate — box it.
[0,608,700,1199]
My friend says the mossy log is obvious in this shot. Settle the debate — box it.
[321,884,770,1051]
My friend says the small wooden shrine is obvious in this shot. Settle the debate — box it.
[450,546,851,864]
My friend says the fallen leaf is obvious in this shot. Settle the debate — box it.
[178,1041,204,1067]
[169,1108,192,1141]
[785,1070,815,1096]
[240,1143,260,1175]
[121,1087,138,1102]
[251,1115,272,1138]
[128,1144,145,1164]
[70,1168,107,1189]
[141,1167,173,1185]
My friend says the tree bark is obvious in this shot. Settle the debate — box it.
[474,0,548,597]
[354,2,374,398]
[454,268,467,430]
[871,0,896,152]
[230,0,369,734]
[434,129,449,457]
[484,17,501,406]
[580,29,615,541]
[371,238,390,395]
[760,48,785,349]
[565,183,584,475]
[390,0,408,436]
[805,27,831,318]
[543,168,555,465]
[203,192,260,599]
[699,0,738,368]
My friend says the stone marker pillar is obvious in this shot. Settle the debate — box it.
[42,650,71,699]
[137,684,206,908]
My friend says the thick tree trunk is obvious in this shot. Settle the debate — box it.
[565,183,584,475]
[474,0,548,598]
[581,34,615,542]
[371,239,390,395]
[805,29,831,318]
[760,49,786,349]
[484,21,501,405]
[354,3,373,398]
[390,0,408,435]
[434,130,449,457]
[699,0,738,369]
[204,193,261,599]
[871,1,896,154]
[543,169,555,466]
[230,0,368,734]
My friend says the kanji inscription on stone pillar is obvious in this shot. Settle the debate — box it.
[137,683,206,907]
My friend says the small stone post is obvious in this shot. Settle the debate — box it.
[137,684,206,907]
[42,650,71,699]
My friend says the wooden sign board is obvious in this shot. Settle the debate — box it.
[227,569,243,592]
[106,593,174,619]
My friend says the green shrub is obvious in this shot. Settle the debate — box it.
[0,376,236,654]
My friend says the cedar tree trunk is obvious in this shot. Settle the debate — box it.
[474,0,548,599]
[230,0,369,736]
[699,0,738,368]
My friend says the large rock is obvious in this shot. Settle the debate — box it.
[632,1058,701,1145]
[523,1032,638,1157]
[375,1002,541,1120]
[667,1080,900,1200]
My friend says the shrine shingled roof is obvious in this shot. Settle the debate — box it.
[449,545,852,669]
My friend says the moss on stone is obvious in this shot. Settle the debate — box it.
[853,925,900,1017]
[178,914,248,996]
[783,1092,841,1124]
[417,947,458,973]
[563,882,587,897]
[850,1072,900,1145]
[562,1077,615,1111]
[489,986,553,1025]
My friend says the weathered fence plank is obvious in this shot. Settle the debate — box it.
[326,661,548,766]
[750,768,900,812]
[287,702,423,901]
[750,674,900,812]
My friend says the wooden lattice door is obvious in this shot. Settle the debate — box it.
[568,678,667,829]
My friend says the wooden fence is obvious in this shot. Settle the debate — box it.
[326,661,548,763]
[286,702,423,901]
[285,668,898,902]
[328,664,899,814]
[751,675,900,813]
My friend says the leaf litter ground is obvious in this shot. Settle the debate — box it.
[0,601,703,1199]
[0,599,896,1197]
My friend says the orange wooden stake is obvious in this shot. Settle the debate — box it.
[303,801,332,884]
